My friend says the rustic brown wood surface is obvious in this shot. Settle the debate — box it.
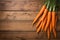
[0,31,60,40]
[0,0,45,11]
[0,0,60,40]
[0,20,60,31]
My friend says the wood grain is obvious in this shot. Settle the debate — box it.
[0,20,59,31]
[0,11,60,20]
[0,11,36,20]
[0,0,45,11]
[0,0,60,40]
[0,0,59,31]
[0,31,60,40]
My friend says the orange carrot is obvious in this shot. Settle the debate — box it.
[32,4,46,24]
[52,12,56,28]
[36,21,43,33]
[47,27,50,39]
[44,11,51,32]
[42,16,47,30]
[51,5,57,38]
[44,5,52,32]
[50,11,56,32]
[53,16,57,38]
[36,18,42,28]
[49,14,52,32]
[36,8,48,28]
[40,0,50,22]
[40,8,48,21]
[53,14,57,38]
[50,21,52,32]
[53,27,56,38]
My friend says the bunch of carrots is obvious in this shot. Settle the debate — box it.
[33,0,57,39]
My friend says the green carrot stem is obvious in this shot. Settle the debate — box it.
[49,6,52,12]
[53,5,56,12]
[44,0,50,7]
[46,0,50,9]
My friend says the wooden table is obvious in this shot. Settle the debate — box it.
[0,0,60,40]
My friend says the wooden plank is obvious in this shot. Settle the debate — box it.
[0,20,35,31]
[0,11,60,20]
[0,20,60,31]
[0,0,60,11]
[0,31,60,39]
[0,39,60,40]
[0,0,45,11]
[0,11,36,20]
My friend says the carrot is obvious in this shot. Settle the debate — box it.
[33,0,50,25]
[44,12,51,32]
[53,27,56,38]
[52,12,56,27]
[53,16,57,38]
[40,0,50,21]
[32,4,46,25]
[50,21,52,32]
[50,11,56,32]
[36,2,50,28]
[42,16,47,30]
[35,8,48,29]
[49,13,53,32]
[44,6,52,32]
[36,18,42,28]
[51,5,57,38]
[50,11,55,32]
[47,27,50,39]
[40,8,48,21]
[36,8,47,31]
[36,21,43,33]
[36,8,48,28]
[53,14,57,38]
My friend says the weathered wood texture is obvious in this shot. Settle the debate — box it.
[0,0,45,11]
[0,0,59,31]
[0,11,60,20]
[0,20,60,31]
[0,20,35,31]
[0,11,36,20]
[0,0,60,40]
[0,0,59,20]
[0,31,60,40]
